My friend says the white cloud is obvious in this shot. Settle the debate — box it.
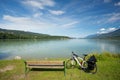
[49,10,65,15]
[104,0,111,3]
[93,13,120,24]
[114,2,120,6]
[3,15,31,23]
[42,0,55,6]
[23,0,43,9]
[108,13,120,22]
[2,15,79,37]
[108,27,117,32]
[22,0,55,10]
[33,12,43,17]
[2,15,57,31]
[1,14,81,37]
[62,21,79,28]
[100,28,105,31]
[97,27,117,34]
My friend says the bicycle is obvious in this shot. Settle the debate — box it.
[66,52,97,74]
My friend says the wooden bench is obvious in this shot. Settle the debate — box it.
[24,61,66,76]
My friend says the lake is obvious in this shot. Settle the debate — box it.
[0,39,120,60]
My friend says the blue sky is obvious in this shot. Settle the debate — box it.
[0,0,120,38]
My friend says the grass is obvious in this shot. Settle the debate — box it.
[0,52,120,80]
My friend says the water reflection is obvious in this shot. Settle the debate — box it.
[0,52,12,59]
[86,39,120,53]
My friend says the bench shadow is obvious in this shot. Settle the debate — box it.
[25,68,65,80]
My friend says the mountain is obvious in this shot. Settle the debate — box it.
[86,28,120,39]
[0,28,70,39]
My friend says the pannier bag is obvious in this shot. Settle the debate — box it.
[87,55,97,70]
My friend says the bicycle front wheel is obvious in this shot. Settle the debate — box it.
[66,59,77,69]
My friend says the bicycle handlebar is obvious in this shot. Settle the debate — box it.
[72,52,78,57]
[72,52,88,60]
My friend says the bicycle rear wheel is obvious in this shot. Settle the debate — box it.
[88,64,97,74]
[82,61,88,69]
[66,59,77,69]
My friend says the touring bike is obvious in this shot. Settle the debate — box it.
[66,52,97,74]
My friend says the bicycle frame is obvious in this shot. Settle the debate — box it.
[72,53,87,68]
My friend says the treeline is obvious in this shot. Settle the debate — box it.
[0,28,70,39]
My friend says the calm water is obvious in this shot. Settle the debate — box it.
[0,39,120,60]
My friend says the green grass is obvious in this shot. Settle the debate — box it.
[0,53,120,80]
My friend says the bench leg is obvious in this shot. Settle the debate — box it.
[24,61,30,76]
[64,61,66,76]
[25,67,31,74]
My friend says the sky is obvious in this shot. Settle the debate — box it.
[0,0,120,38]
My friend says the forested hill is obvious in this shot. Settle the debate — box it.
[0,28,70,39]
[86,28,120,39]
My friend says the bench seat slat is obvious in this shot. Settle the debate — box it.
[27,66,64,69]
[28,64,64,66]
[26,61,63,65]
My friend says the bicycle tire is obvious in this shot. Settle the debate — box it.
[82,61,88,69]
[66,59,77,69]
[89,64,97,74]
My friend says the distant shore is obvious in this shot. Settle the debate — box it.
[0,28,71,39]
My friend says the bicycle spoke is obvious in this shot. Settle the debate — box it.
[66,59,76,69]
